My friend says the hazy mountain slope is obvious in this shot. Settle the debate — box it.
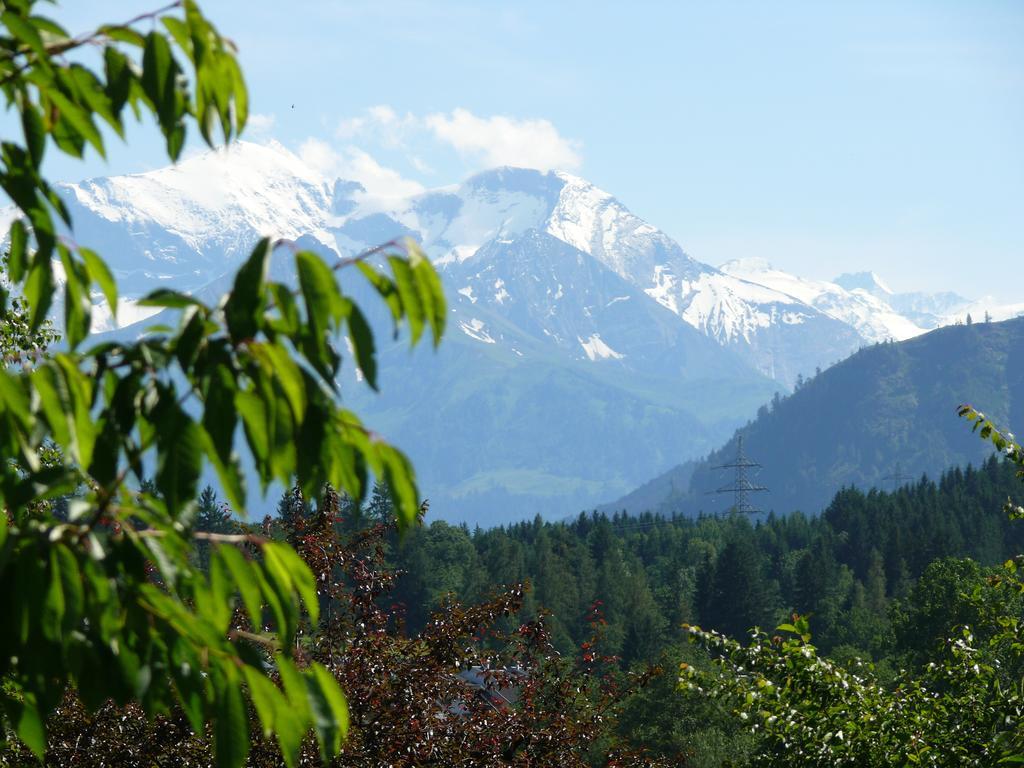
[342,230,777,524]
[347,332,746,525]
[608,316,1024,517]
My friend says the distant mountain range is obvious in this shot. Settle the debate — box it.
[606,316,1024,518]
[29,140,1024,523]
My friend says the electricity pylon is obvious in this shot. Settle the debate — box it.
[708,435,769,515]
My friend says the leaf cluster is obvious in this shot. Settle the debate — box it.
[0,2,445,766]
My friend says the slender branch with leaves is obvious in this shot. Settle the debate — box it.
[0,2,445,766]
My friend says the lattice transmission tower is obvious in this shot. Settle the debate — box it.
[708,435,769,515]
[881,461,912,492]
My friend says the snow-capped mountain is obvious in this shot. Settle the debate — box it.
[30,140,1020,523]
[320,165,866,385]
[59,142,335,296]
[52,141,1018,387]
[722,260,925,343]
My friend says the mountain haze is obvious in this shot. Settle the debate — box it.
[38,141,1024,522]
[608,316,1024,518]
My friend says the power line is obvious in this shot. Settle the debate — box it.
[881,461,912,492]
[707,435,769,515]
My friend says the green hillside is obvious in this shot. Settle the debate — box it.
[610,316,1024,517]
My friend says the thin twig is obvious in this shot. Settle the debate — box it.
[133,527,268,545]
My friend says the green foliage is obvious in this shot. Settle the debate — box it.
[0,2,445,765]
[674,408,1024,766]
[7,490,668,767]
[681,619,1023,766]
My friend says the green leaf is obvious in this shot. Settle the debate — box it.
[153,396,203,517]
[388,255,424,344]
[41,548,66,642]
[59,246,92,348]
[47,89,106,158]
[217,546,264,632]
[138,287,202,309]
[356,262,402,333]
[2,11,47,59]
[141,31,184,159]
[252,558,294,648]
[242,666,304,768]
[378,444,420,530]
[53,355,98,468]
[24,251,54,331]
[213,665,250,768]
[296,251,344,382]
[21,102,45,166]
[7,219,28,285]
[54,544,82,635]
[201,365,244,510]
[224,237,269,342]
[274,703,307,768]
[346,302,377,390]
[79,247,118,314]
[169,637,206,734]
[225,55,248,134]
[103,47,134,115]
[243,666,279,737]
[305,663,348,761]
[99,25,146,47]
[174,306,206,371]
[236,388,269,482]
[264,541,319,625]
[249,342,306,420]
[14,696,46,761]
[275,656,311,722]
[32,365,72,448]
[408,241,446,345]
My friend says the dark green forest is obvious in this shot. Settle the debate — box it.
[187,452,1022,764]
[385,456,1023,665]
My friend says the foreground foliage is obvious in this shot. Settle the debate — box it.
[6,488,666,767]
[0,2,443,765]
[679,407,1024,766]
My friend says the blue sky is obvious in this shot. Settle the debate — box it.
[48,1,1023,300]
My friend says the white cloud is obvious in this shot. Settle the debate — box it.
[336,104,415,148]
[410,155,434,175]
[298,138,424,199]
[334,106,582,173]
[335,115,367,139]
[424,108,582,171]
[247,112,276,137]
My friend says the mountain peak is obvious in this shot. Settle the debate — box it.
[833,271,893,296]
[462,166,563,197]
[719,257,776,275]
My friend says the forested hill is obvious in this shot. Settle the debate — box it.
[608,315,1024,517]
[387,455,1024,665]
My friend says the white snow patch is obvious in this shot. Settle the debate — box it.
[89,298,164,333]
[493,278,510,305]
[457,285,477,303]
[578,333,624,361]
[459,317,495,344]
